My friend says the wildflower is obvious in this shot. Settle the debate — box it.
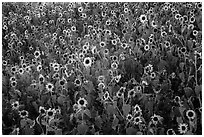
[151,114,163,125]
[83,57,92,68]
[135,85,142,93]
[103,91,110,100]
[37,64,42,72]
[71,26,76,31]
[2,60,7,66]
[111,62,118,70]
[128,89,136,98]
[73,103,79,111]
[78,6,83,12]
[11,81,17,87]
[178,123,188,134]
[170,72,176,79]
[133,116,142,125]
[133,104,142,116]
[46,82,54,92]
[98,75,105,83]
[186,110,196,120]
[98,82,106,91]
[180,47,186,54]
[99,41,106,48]
[74,78,81,86]
[77,97,88,109]
[116,90,123,98]
[19,110,29,119]
[114,74,121,83]
[59,77,66,86]
[126,114,133,122]
[46,108,56,119]
[91,46,97,54]
[78,52,85,60]
[38,74,45,83]
[192,30,198,36]
[111,39,117,45]
[121,43,128,49]
[83,44,89,51]
[11,66,17,73]
[34,50,41,58]
[39,106,46,116]
[150,72,156,79]
[139,14,147,23]
[10,76,16,82]
[141,80,148,86]
[174,96,181,103]
[144,44,150,51]
[167,129,176,135]
[18,68,24,75]
[11,101,20,110]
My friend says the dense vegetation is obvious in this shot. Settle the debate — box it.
[2,2,202,135]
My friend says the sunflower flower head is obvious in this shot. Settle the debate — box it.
[77,97,88,109]
[178,123,188,134]
[19,110,29,119]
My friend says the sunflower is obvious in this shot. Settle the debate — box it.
[46,108,56,119]
[178,123,188,134]
[133,116,142,125]
[128,89,136,98]
[77,97,88,109]
[39,106,46,116]
[151,114,163,125]
[126,114,133,122]
[46,82,54,92]
[73,103,79,112]
[139,14,148,23]
[98,82,106,91]
[133,104,142,117]
[83,57,92,68]
[116,90,123,98]
[186,110,196,120]
[19,110,29,119]
[103,91,110,101]
[12,101,20,110]
[166,129,176,135]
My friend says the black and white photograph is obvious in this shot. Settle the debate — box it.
[1,1,202,135]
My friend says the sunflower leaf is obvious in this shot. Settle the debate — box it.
[122,104,131,116]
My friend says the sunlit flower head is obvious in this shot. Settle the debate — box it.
[114,74,121,83]
[128,89,136,98]
[77,97,88,108]
[151,114,163,125]
[186,110,196,120]
[39,106,46,115]
[46,108,56,119]
[111,62,118,70]
[74,78,81,86]
[103,91,110,101]
[178,123,188,134]
[12,101,20,110]
[139,14,148,23]
[19,110,29,118]
[133,104,142,115]
[98,82,106,91]
[126,114,133,122]
[73,103,79,111]
[98,75,105,83]
[135,85,142,93]
[83,57,92,68]
[116,90,123,98]
[133,116,142,125]
[46,82,54,92]
[167,129,176,135]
